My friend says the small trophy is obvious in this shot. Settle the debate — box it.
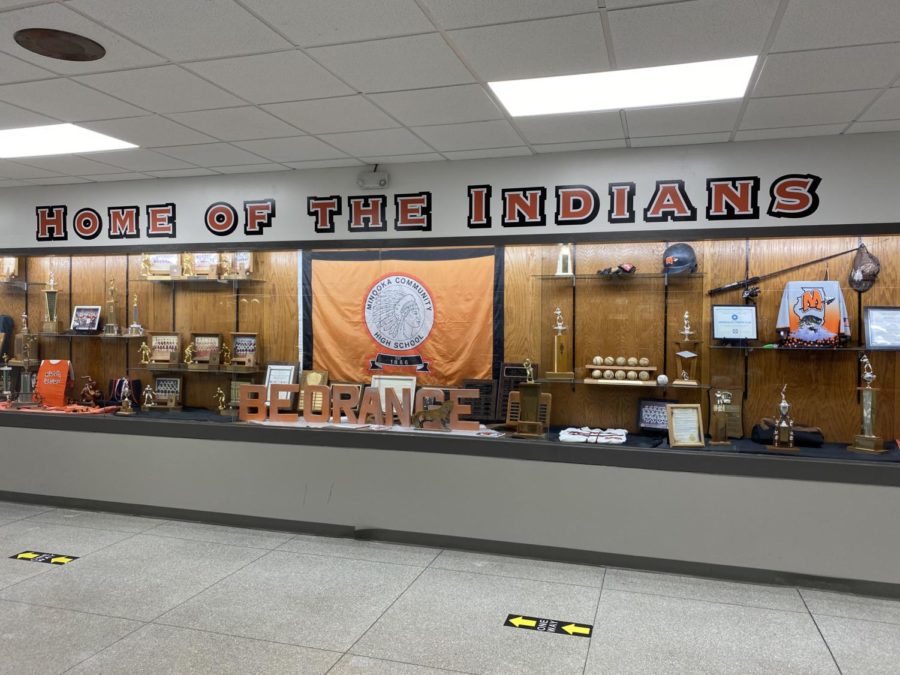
[142,386,156,409]
[709,390,732,445]
[546,308,575,380]
[1,355,12,402]
[181,252,194,277]
[116,378,136,416]
[139,341,151,365]
[14,312,37,367]
[184,341,196,365]
[104,280,119,336]
[769,384,795,450]
[128,294,143,336]
[42,270,61,334]
[515,358,545,437]
[850,355,884,453]
[673,311,701,386]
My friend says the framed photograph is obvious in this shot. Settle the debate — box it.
[300,370,329,413]
[864,306,900,350]
[70,305,101,332]
[264,362,298,405]
[0,256,18,280]
[220,251,254,277]
[149,333,181,364]
[637,398,677,436]
[153,376,182,404]
[230,332,258,367]
[191,252,221,277]
[141,253,180,277]
[191,333,222,363]
[666,403,705,448]
[370,374,417,410]
[712,304,758,342]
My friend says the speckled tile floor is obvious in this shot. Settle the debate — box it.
[0,498,897,674]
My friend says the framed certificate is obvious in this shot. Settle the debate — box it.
[264,362,298,406]
[666,403,705,448]
[712,304,757,342]
[370,374,416,410]
[864,306,900,350]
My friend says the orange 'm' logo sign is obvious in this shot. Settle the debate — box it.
[801,290,823,312]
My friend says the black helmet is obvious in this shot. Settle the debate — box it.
[662,243,698,274]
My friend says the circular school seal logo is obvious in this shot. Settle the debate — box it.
[364,274,435,351]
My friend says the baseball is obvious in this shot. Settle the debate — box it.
[638,371,650,381]
[592,356,603,366]
[639,357,650,366]
[627,357,638,366]
[591,369,602,379]
[604,356,615,366]
[627,371,638,380]
[603,370,614,379]
[615,370,626,380]
[615,356,626,366]
[657,374,669,386]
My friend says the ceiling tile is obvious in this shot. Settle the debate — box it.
[185,51,353,104]
[847,119,900,134]
[359,153,445,164]
[533,139,627,153]
[167,107,301,141]
[67,0,292,60]
[146,168,219,178]
[262,96,399,135]
[629,132,732,147]
[0,160,63,179]
[741,91,877,129]
[0,51,54,85]
[443,147,532,160]
[13,155,126,175]
[412,120,522,151]
[626,101,741,137]
[860,88,900,122]
[81,149,196,172]
[609,0,780,69]
[154,143,270,167]
[421,0,598,29]
[449,14,609,81]
[0,100,55,130]
[233,136,348,162]
[86,173,153,182]
[0,3,165,74]
[240,0,433,46]
[79,116,215,147]
[24,176,92,185]
[0,79,145,121]
[283,158,364,170]
[515,112,624,144]
[308,33,473,93]
[368,85,503,126]
[772,0,900,52]
[735,124,847,141]
[319,128,434,156]
[215,163,292,173]
[753,44,900,98]
[76,66,244,114]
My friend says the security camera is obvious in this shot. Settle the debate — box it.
[356,167,389,189]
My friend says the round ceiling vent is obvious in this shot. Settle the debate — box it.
[14,28,106,62]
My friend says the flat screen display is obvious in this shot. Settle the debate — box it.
[712,305,758,341]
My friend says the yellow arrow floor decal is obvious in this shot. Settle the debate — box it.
[505,614,592,638]
[10,551,79,565]
[16,552,40,560]
[508,616,537,628]
[562,623,592,636]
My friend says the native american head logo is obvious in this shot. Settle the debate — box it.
[364,274,435,351]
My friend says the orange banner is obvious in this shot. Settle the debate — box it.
[306,250,498,386]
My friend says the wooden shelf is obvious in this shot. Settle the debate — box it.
[583,364,657,372]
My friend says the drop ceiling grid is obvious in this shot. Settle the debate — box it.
[0,0,897,183]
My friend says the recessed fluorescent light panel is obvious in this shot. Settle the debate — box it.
[0,123,136,158]
[489,56,758,117]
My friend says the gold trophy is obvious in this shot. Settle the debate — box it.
[220,343,232,367]
[116,378,135,416]
[104,280,119,336]
[42,270,60,334]
[181,252,194,277]
[139,341,151,364]
[673,311,701,386]
[142,386,156,409]
[128,294,143,336]
[546,308,575,380]
[850,355,884,453]
[184,341,196,365]
[769,384,795,450]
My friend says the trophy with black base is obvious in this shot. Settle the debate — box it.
[850,355,884,454]
[42,271,61,334]
[103,281,119,336]
[767,384,796,451]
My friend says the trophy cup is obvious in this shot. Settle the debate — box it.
[128,294,143,336]
[104,280,119,336]
[546,308,575,380]
[1,355,13,402]
[673,311,701,386]
[42,270,61,334]
[709,390,732,445]
[850,354,884,453]
[769,384,795,450]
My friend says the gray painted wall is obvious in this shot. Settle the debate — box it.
[2,426,898,584]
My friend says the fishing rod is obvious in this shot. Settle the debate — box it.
[707,244,863,296]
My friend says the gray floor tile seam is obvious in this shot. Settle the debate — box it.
[341,563,433,660]
[0,595,152,625]
[137,530,292,551]
[606,586,810,615]
[582,568,607,675]
[15,514,163,535]
[799,589,845,675]
[58,618,148,675]
[807,609,900,628]
[273,545,436,569]
[327,654,477,675]
[427,562,607,591]
[144,546,271,624]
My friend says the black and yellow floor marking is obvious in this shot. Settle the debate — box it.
[10,551,78,565]
[505,613,592,637]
